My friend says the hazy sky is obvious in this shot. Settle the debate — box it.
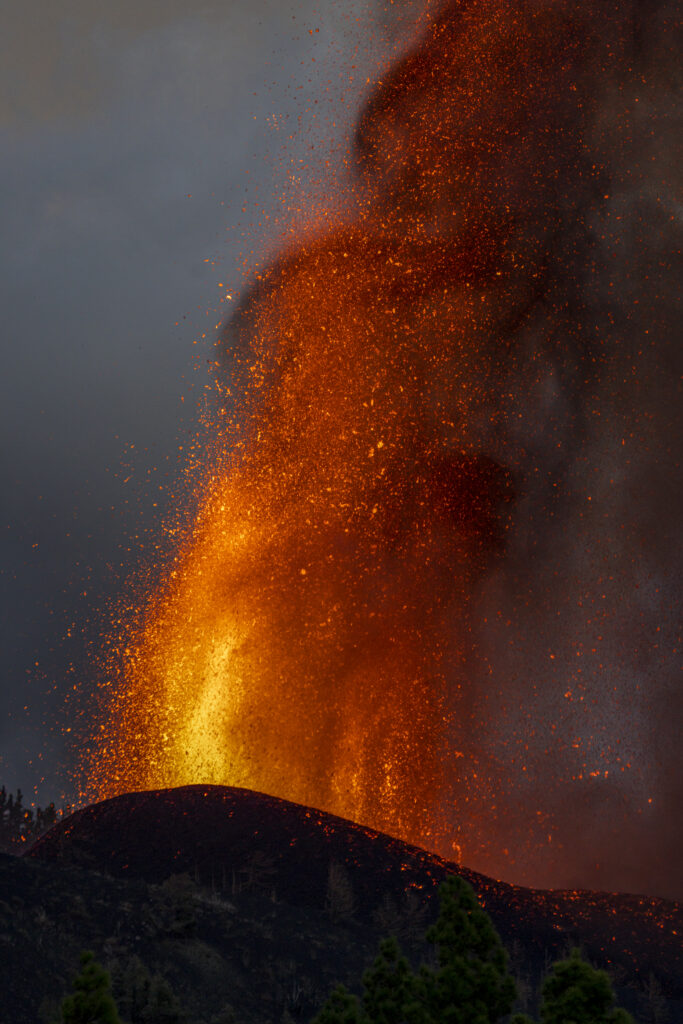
[0,0,421,798]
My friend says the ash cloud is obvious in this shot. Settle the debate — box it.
[462,0,682,897]
[217,0,681,896]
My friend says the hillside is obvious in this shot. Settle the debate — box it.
[0,785,678,1022]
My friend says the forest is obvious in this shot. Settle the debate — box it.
[1,784,678,1023]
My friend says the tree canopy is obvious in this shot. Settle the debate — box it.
[538,947,634,1024]
[313,876,634,1024]
[60,951,122,1024]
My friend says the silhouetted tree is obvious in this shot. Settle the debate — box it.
[313,984,364,1024]
[315,875,518,1024]
[9,788,23,829]
[314,877,634,1024]
[362,937,418,1023]
[0,784,62,850]
[37,800,58,834]
[110,954,186,1023]
[539,948,634,1024]
[643,971,669,1023]
[142,973,186,1023]
[325,861,357,923]
[417,874,517,1023]
[60,951,121,1024]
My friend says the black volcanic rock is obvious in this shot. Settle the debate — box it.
[27,784,451,907]
[23,784,682,1022]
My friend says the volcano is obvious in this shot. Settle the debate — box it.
[23,785,682,1021]
[85,0,683,902]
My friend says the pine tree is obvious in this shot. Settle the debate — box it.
[313,983,365,1024]
[540,948,634,1024]
[417,875,517,1024]
[315,875,519,1024]
[314,877,636,1024]
[143,973,185,1023]
[10,788,23,830]
[60,951,121,1024]
[109,954,185,1023]
[361,936,420,1024]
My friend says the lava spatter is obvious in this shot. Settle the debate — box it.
[86,1,669,884]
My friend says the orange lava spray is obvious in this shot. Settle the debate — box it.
[87,1,618,859]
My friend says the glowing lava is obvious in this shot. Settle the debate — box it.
[87,2,621,858]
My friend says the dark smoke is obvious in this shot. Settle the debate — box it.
[460,0,683,897]
[217,0,682,897]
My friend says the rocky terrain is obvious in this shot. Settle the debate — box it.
[0,785,676,1022]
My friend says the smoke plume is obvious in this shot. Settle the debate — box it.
[90,0,682,898]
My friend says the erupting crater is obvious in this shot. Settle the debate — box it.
[83,0,675,887]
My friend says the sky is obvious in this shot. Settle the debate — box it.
[0,0,422,797]
[1,0,681,900]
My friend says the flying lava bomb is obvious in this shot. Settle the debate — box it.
[84,0,682,896]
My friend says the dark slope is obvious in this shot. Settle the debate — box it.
[16,785,682,1022]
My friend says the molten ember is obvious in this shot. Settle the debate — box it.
[87,3,639,867]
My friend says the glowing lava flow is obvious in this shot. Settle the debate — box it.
[88,2,616,856]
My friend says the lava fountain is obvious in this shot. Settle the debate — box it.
[87,2,648,861]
